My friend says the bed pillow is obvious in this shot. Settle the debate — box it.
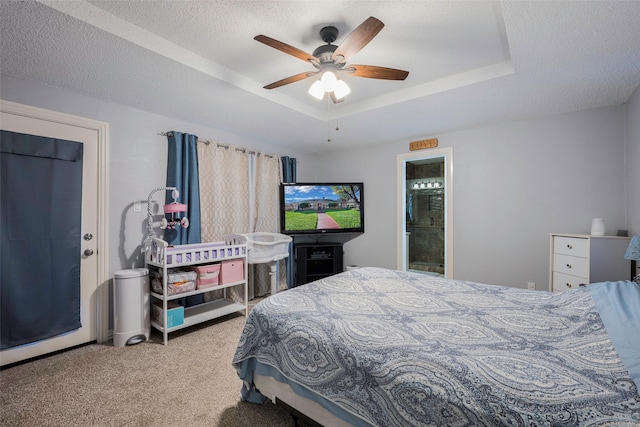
[588,280,640,392]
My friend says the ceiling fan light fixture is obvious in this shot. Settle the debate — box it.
[309,70,350,101]
[308,80,325,100]
[333,79,350,100]
[256,17,409,103]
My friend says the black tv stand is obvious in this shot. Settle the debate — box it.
[294,242,343,286]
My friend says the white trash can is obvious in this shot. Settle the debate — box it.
[113,268,150,347]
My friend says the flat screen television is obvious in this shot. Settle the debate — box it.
[280,183,364,235]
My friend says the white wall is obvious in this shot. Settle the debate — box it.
[626,84,640,235]
[0,74,316,277]
[2,73,635,290]
[316,105,629,289]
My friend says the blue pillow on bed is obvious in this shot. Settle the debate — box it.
[588,280,640,392]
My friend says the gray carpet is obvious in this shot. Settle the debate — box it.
[0,313,294,426]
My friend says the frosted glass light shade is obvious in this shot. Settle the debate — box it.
[333,80,351,99]
[308,81,324,100]
[320,71,337,90]
[308,70,350,101]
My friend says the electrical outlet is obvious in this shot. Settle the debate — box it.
[133,201,141,212]
[527,282,535,291]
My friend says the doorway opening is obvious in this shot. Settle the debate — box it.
[397,148,453,278]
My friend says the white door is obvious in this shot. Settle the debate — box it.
[0,100,108,366]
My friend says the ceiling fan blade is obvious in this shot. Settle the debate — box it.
[263,71,317,89]
[346,65,409,80]
[332,17,384,62]
[254,35,317,64]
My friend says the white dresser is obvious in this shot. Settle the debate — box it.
[549,233,630,292]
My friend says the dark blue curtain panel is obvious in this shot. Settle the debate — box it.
[1,130,83,349]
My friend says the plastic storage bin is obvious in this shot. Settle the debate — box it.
[113,268,150,347]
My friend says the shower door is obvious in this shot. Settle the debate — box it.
[397,148,453,278]
[0,100,107,367]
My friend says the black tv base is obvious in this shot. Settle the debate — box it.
[294,242,344,286]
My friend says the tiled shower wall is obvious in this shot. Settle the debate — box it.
[406,162,445,273]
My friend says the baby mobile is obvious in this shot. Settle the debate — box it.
[145,186,189,245]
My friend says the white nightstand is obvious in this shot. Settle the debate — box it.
[549,233,630,292]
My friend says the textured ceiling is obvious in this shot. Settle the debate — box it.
[1,1,639,153]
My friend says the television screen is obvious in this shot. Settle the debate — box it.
[280,183,364,235]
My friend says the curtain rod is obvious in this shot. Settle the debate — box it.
[158,132,274,158]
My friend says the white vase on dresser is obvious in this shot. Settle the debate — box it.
[549,233,631,292]
[590,218,606,236]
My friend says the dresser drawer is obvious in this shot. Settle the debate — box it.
[552,271,588,292]
[553,253,589,277]
[553,236,589,257]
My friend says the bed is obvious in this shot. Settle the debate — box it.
[232,267,640,426]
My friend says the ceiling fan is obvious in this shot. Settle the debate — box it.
[254,16,409,102]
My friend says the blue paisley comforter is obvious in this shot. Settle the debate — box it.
[233,267,640,426]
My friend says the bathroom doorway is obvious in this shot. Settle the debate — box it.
[397,148,453,278]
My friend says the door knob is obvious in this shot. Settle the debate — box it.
[84,249,94,256]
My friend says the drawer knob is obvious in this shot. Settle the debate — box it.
[566,283,572,288]
[567,244,573,249]
[566,264,572,268]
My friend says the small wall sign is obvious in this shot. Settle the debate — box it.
[409,138,438,151]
